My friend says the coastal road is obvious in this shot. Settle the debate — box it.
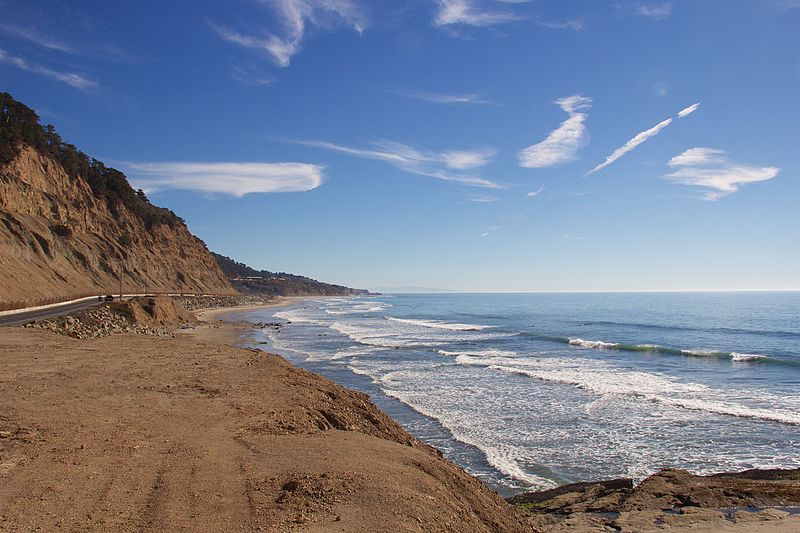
[0,298,102,327]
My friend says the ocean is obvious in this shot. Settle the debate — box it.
[240,292,800,497]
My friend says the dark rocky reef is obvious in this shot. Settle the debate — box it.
[510,468,800,532]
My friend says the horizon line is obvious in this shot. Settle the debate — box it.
[367,288,800,294]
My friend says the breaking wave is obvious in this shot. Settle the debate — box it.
[456,355,800,427]
[386,317,493,331]
[523,334,791,366]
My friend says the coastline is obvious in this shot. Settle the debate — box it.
[2,298,798,532]
[194,296,800,533]
[183,296,301,345]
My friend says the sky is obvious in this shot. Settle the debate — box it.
[1,0,798,292]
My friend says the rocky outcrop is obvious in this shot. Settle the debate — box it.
[0,146,234,303]
[510,468,800,532]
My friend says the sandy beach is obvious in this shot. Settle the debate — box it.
[183,296,299,345]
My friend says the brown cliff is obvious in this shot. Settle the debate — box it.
[0,98,234,304]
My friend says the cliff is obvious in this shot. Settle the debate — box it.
[213,252,369,296]
[0,93,234,304]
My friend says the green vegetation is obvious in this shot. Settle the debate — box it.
[0,92,181,229]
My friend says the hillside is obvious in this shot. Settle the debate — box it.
[213,253,368,296]
[0,93,234,305]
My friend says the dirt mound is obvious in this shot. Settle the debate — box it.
[0,328,530,532]
[120,296,197,327]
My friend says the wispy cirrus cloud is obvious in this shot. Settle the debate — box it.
[0,23,73,53]
[442,148,498,169]
[0,20,133,62]
[230,65,273,87]
[126,162,324,197]
[535,19,585,31]
[527,186,545,197]
[519,94,592,168]
[434,0,522,27]
[634,2,672,19]
[296,139,503,188]
[665,148,779,200]
[211,0,367,67]
[391,88,496,106]
[0,47,98,91]
[585,101,701,176]
[466,193,500,203]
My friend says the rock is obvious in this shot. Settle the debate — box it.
[512,468,800,532]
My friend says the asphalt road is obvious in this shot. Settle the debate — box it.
[0,298,102,327]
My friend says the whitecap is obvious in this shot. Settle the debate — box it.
[569,338,618,349]
[386,316,493,331]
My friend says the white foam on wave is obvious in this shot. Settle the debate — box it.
[331,345,382,360]
[654,396,800,426]
[329,319,510,349]
[457,354,800,426]
[374,375,557,489]
[386,316,493,331]
[390,389,558,488]
[730,352,767,363]
[438,349,518,358]
[680,349,722,357]
[330,321,443,348]
[569,338,618,349]
[273,308,324,324]
[322,301,391,315]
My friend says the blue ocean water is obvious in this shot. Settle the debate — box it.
[241,292,800,496]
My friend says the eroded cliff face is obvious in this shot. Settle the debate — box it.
[0,146,234,302]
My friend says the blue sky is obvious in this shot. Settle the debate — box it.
[1,0,798,291]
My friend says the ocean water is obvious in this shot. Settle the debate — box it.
[241,292,800,496]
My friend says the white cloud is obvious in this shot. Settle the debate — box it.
[0,48,98,91]
[585,117,673,176]
[667,147,727,167]
[391,89,496,105]
[665,148,778,200]
[442,148,497,169]
[212,0,367,67]
[634,2,672,19]
[527,186,544,197]
[434,0,521,26]
[0,23,73,53]
[297,139,502,188]
[466,194,500,203]
[677,102,701,117]
[585,101,703,176]
[230,65,273,87]
[535,19,585,30]
[519,94,592,168]
[126,162,323,197]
